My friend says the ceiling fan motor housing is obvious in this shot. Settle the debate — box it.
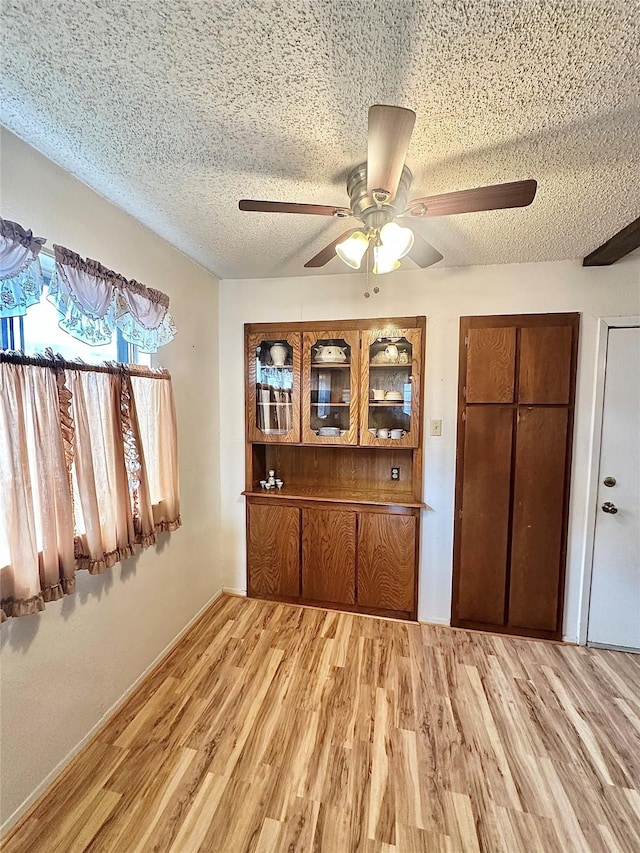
[347,163,413,230]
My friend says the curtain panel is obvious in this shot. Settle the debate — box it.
[49,245,176,353]
[0,353,181,621]
[0,218,46,318]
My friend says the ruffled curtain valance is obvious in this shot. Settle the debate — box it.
[0,218,46,318]
[49,245,176,353]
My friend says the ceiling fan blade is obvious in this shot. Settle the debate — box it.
[408,179,537,217]
[304,229,358,268]
[406,231,443,268]
[239,199,351,217]
[367,105,416,202]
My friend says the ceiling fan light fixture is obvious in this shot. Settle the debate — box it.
[380,221,414,259]
[336,231,369,269]
[372,243,401,275]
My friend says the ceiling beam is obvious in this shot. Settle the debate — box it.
[583,215,640,266]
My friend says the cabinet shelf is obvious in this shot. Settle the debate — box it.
[369,363,411,369]
[369,401,409,407]
[243,486,424,508]
[311,362,351,369]
[311,402,350,407]
[259,364,294,369]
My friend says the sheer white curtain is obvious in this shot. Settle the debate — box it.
[0,356,180,621]
[0,362,75,619]
[131,374,181,532]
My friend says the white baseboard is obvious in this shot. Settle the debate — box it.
[419,616,450,627]
[1,587,224,838]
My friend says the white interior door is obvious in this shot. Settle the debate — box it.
[587,326,640,651]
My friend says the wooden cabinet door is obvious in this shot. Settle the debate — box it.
[357,512,417,614]
[518,325,573,404]
[301,508,356,604]
[247,501,300,597]
[301,329,360,445]
[359,327,423,448]
[465,327,516,402]
[246,331,301,443]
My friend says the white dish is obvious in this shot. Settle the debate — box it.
[385,391,403,401]
[317,427,341,436]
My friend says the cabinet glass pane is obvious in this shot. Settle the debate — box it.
[309,337,352,438]
[367,336,412,438]
[255,339,294,436]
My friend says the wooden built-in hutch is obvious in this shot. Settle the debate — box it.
[243,317,426,620]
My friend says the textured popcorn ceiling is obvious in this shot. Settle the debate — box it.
[1,1,639,279]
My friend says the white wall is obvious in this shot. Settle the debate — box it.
[0,129,221,830]
[218,256,640,638]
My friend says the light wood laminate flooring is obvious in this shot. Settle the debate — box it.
[4,594,640,852]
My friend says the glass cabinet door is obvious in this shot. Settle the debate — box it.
[301,330,359,444]
[247,332,300,442]
[359,327,423,447]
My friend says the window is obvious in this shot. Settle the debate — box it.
[0,253,151,365]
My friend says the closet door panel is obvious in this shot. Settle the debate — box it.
[519,325,573,404]
[466,327,516,403]
[509,407,569,631]
[455,406,514,624]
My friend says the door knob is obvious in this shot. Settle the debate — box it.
[602,502,618,514]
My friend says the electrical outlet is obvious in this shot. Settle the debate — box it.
[391,467,400,481]
[430,418,443,437]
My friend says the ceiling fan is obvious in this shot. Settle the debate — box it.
[239,105,537,274]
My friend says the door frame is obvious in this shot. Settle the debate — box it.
[578,316,640,645]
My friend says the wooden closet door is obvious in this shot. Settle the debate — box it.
[509,407,569,631]
[454,406,514,625]
[452,314,579,640]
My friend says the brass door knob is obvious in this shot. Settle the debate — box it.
[602,502,618,514]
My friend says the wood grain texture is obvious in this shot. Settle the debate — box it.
[583,214,640,266]
[509,407,569,632]
[304,229,359,268]
[359,327,423,448]
[409,179,537,217]
[265,444,416,495]
[454,406,514,625]
[5,594,640,853]
[367,104,416,200]
[357,512,416,613]
[302,508,356,604]
[246,330,301,444]
[519,325,574,404]
[239,199,352,217]
[301,328,359,445]
[465,326,516,403]
[247,502,300,597]
[454,313,579,640]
